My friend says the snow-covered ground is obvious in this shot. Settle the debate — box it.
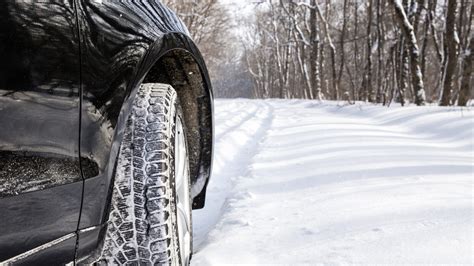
[192,99,473,265]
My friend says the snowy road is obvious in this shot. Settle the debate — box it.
[191,100,473,265]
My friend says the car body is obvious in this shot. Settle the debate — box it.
[0,1,213,264]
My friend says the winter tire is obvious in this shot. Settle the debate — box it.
[96,83,193,265]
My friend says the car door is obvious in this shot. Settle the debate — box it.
[0,1,82,263]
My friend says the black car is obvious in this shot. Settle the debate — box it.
[0,1,213,265]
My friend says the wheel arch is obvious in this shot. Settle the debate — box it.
[134,32,213,209]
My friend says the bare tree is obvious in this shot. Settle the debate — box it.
[360,0,375,102]
[338,0,349,101]
[193,0,472,104]
[308,0,323,100]
[457,33,473,106]
[392,0,426,105]
[313,1,337,100]
[440,0,458,106]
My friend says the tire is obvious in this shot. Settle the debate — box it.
[96,84,193,265]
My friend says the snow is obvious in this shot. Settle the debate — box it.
[192,99,473,265]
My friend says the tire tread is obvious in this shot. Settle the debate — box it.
[97,84,181,265]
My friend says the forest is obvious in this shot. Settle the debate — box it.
[163,0,473,106]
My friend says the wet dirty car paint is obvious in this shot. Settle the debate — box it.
[0,1,82,262]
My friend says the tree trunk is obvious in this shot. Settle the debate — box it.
[399,38,409,106]
[310,0,323,100]
[440,0,458,106]
[420,0,429,77]
[338,0,349,101]
[364,0,374,102]
[376,0,385,103]
[458,34,473,106]
[353,0,360,100]
[315,1,338,100]
[392,0,427,105]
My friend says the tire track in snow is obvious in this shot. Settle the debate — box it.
[215,104,259,139]
[192,101,274,252]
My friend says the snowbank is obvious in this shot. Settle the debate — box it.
[192,100,473,265]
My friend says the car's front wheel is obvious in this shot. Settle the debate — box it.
[97,83,192,265]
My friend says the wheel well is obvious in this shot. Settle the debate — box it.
[143,49,212,209]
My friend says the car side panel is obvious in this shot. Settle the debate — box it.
[10,236,77,266]
[0,1,82,261]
